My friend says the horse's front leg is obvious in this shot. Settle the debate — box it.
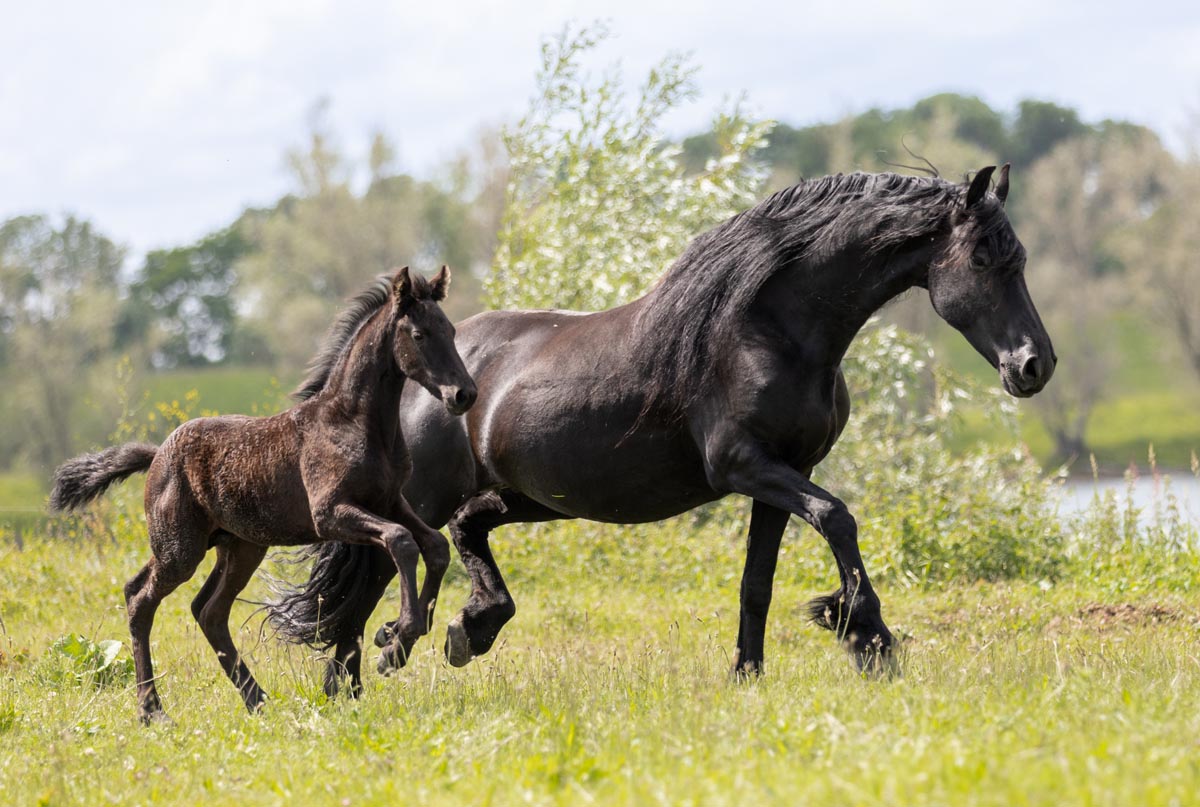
[313,501,423,673]
[732,499,791,678]
[716,444,896,673]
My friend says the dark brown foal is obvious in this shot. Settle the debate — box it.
[50,266,476,723]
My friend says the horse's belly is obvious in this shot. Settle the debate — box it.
[485,419,717,523]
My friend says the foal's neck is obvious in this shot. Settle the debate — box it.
[322,310,406,425]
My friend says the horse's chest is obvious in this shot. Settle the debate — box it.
[736,374,842,467]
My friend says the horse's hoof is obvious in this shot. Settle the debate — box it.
[444,615,473,668]
[846,632,901,679]
[377,641,410,675]
[138,708,173,727]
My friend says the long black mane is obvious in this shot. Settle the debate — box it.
[293,271,435,401]
[636,171,1012,414]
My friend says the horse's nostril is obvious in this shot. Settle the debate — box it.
[453,387,476,408]
[1020,355,1040,381]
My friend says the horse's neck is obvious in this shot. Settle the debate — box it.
[758,245,928,367]
[322,313,406,424]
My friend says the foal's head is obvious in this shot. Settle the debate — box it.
[388,266,477,415]
[926,165,1056,398]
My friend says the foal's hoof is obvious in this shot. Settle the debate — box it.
[444,615,473,668]
[373,622,395,649]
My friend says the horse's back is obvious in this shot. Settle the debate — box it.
[411,307,717,523]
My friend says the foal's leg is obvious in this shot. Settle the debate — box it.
[315,502,423,672]
[732,500,791,678]
[720,447,895,672]
[372,497,451,676]
[125,534,207,723]
[195,539,269,713]
[442,491,563,667]
[393,496,451,636]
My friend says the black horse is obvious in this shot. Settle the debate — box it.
[270,166,1055,692]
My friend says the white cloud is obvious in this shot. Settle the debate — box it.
[1,0,1197,255]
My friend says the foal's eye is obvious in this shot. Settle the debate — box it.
[412,331,425,342]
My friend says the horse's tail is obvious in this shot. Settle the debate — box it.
[48,442,158,513]
[266,541,379,649]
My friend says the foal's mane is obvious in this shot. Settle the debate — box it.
[637,171,1010,415]
[293,271,434,401]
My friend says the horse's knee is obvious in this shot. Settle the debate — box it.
[422,530,451,575]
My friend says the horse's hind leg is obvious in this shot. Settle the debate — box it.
[325,551,393,698]
[195,539,268,713]
[441,490,563,667]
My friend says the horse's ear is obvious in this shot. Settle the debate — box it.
[995,163,1011,207]
[392,266,413,307]
[965,165,996,208]
[430,265,451,302]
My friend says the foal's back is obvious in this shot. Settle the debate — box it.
[146,409,315,546]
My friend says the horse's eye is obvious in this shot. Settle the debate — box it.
[412,331,424,342]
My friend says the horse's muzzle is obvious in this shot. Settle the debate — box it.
[1000,343,1056,398]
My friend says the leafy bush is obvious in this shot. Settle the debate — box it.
[47,634,134,688]
[487,21,771,312]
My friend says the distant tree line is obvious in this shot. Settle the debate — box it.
[2,90,1197,471]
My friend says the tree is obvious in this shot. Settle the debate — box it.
[123,221,252,367]
[487,22,772,311]
[1018,125,1172,459]
[1010,100,1088,168]
[0,215,127,469]
[1119,159,1200,379]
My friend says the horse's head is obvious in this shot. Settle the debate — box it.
[927,165,1056,398]
[389,266,477,415]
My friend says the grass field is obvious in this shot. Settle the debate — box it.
[2,505,1199,806]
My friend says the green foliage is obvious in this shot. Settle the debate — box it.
[0,214,129,470]
[487,22,772,311]
[3,516,1200,805]
[46,634,134,688]
[123,221,253,367]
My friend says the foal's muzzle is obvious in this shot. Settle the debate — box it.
[442,384,477,415]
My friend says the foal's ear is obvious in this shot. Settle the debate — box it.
[995,163,1011,207]
[965,165,996,208]
[430,265,451,302]
[392,266,414,307]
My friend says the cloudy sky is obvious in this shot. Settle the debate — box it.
[3,0,1198,255]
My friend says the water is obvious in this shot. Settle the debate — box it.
[1059,473,1200,523]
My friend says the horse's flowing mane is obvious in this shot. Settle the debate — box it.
[636,171,1011,415]
[293,271,434,401]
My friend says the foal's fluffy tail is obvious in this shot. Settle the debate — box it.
[48,443,158,513]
